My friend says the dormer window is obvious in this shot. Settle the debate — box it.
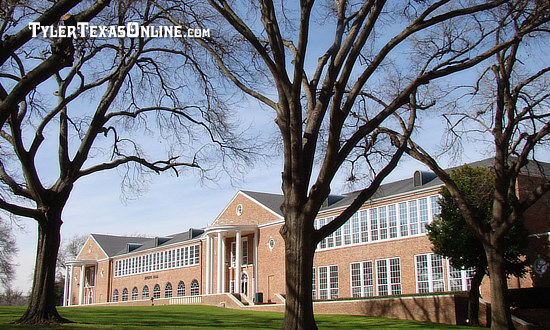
[414,171,436,187]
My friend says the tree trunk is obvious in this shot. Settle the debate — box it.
[467,265,485,327]
[485,243,514,330]
[281,215,317,330]
[17,211,70,324]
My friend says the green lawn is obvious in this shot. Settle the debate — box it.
[0,305,480,329]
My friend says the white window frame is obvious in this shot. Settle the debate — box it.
[318,265,339,300]
[350,260,374,298]
[375,257,401,296]
[447,260,475,292]
[415,253,445,293]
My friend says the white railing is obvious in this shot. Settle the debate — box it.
[169,295,203,305]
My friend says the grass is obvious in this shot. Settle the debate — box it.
[0,305,481,329]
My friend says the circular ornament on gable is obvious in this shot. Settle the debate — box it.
[236,204,243,216]
[268,237,275,251]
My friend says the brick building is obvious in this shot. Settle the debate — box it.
[63,158,550,308]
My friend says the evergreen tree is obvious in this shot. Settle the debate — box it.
[427,166,528,326]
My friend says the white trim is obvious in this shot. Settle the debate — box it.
[528,231,550,238]
[258,219,285,229]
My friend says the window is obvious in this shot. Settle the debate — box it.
[190,279,199,296]
[122,288,128,301]
[350,261,374,298]
[379,206,388,240]
[431,195,441,217]
[312,268,316,300]
[132,287,138,300]
[409,200,418,235]
[419,198,429,233]
[388,204,398,238]
[153,284,161,299]
[343,216,352,245]
[112,289,119,302]
[415,253,445,293]
[194,245,200,264]
[370,209,378,241]
[448,263,475,292]
[334,225,342,247]
[329,265,339,299]
[231,240,248,266]
[165,282,173,298]
[242,239,248,265]
[142,285,149,299]
[326,218,334,247]
[319,218,326,249]
[360,210,368,242]
[318,265,339,300]
[309,194,441,253]
[399,202,408,237]
[376,258,401,296]
[177,281,185,296]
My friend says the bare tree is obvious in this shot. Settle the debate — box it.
[175,0,542,328]
[0,0,110,129]
[56,234,88,279]
[0,218,17,290]
[0,1,253,324]
[387,2,550,328]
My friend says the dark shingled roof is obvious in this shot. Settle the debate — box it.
[117,229,204,256]
[90,229,204,258]
[240,190,284,217]
[90,234,151,257]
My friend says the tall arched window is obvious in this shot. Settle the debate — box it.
[177,281,185,297]
[142,285,149,300]
[122,288,128,301]
[131,287,138,300]
[112,289,119,302]
[153,284,161,299]
[165,282,173,298]
[190,279,199,296]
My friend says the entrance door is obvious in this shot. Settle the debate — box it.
[241,272,248,296]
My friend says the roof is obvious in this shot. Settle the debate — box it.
[90,234,151,257]
[240,190,284,217]
[90,229,204,258]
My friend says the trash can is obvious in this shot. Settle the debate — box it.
[254,292,263,303]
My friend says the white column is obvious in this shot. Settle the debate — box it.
[217,232,223,293]
[63,266,69,306]
[79,264,85,305]
[221,232,226,293]
[68,265,74,306]
[205,234,212,294]
[235,230,242,294]
[253,229,259,297]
